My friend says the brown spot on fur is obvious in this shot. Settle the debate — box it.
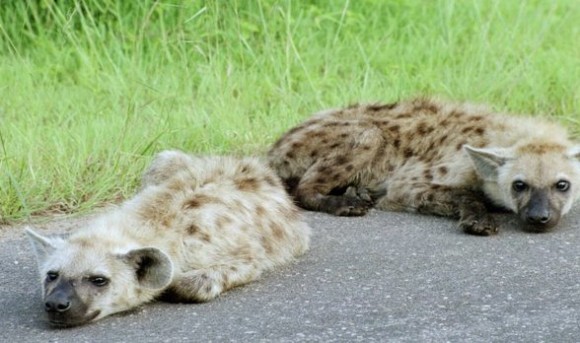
[200,232,211,243]
[256,205,267,217]
[461,126,473,134]
[517,142,566,154]
[261,235,274,254]
[310,150,319,158]
[286,151,295,159]
[339,133,349,138]
[291,141,303,149]
[424,170,433,180]
[393,139,401,149]
[335,155,349,165]
[309,131,328,140]
[237,177,260,192]
[396,113,412,119]
[187,224,200,235]
[413,99,439,113]
[368,102,398,111]
[474,127,485,135]
[438,166,448,175]
[345,165,354,172]
[388,125,400,133]
[272,224,286,239]
[330,143,341,149]
[403,148,414,158]
[215,215,233,227]
[185,195,219,209]
[417,122,427,135]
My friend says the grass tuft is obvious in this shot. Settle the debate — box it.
[0,0,579,222]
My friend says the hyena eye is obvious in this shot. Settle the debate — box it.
[555,180,570,192]
[46,271,59,282]
[89,276,109,287]
[512,180,528,192]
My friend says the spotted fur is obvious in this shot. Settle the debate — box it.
[27,150,311,327]
[268,98,580,235]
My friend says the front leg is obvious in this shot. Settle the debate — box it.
[378,183,498,235]
[453,189,498,235]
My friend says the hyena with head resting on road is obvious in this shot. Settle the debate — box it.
[27,150,311,327]
[268,98,580,235]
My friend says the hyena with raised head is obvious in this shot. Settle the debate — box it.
[27,150,311,327]
[268,98,580,235]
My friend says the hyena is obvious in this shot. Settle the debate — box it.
[268,98,580,235]
[27,150,311,327]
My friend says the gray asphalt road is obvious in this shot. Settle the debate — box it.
[2,208,580,343]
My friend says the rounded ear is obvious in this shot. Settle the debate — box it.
[122,247,173,290]
[463,145,512,181]
[25,227,64,263]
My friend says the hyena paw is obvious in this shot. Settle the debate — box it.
[330,194,374,217]
[329,186,388,216]
[460,214,498,236]
[344,186,387,204]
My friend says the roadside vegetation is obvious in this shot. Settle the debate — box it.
[1,0,579,222]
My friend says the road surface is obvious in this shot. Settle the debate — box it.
[1,208,579,342]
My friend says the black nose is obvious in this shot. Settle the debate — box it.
[526,214,551,225]
[45,300,71,313]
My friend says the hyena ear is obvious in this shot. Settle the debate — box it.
[25,227,64,263]
[122,247,173,290]
[463,145,512,181]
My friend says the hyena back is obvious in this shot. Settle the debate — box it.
[268,98,580,235]
[27,150,311,327]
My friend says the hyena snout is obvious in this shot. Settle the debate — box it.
[43,280,97,327]
[520,192,561,232]
[44,292,71,313]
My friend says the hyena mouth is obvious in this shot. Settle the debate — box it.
[521,215,560,233]
[47,310,101,328]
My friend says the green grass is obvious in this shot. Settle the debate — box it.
[1,0,579,223]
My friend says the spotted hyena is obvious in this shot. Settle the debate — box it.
[27,150,311,327]
[268,98,580,235]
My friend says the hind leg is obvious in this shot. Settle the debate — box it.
[159,262,262,303]
[294,129,387,216]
